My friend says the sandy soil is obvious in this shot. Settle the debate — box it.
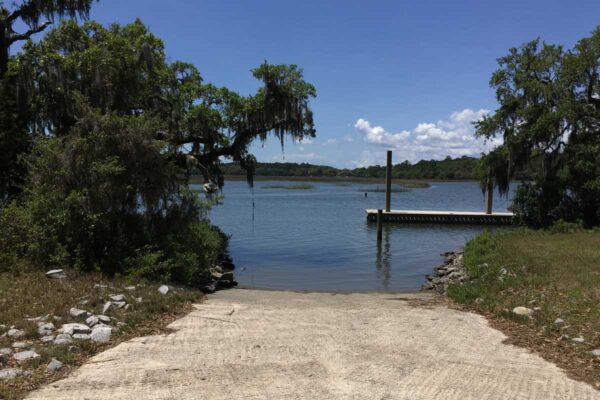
[26,289,600,400]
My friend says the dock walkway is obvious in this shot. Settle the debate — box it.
[366,209,514,224]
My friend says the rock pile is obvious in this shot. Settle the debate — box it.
[202,254,238,294]
[421,251,469,294]
[0,287,131,380]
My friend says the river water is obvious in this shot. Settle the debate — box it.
[201,180,513,292]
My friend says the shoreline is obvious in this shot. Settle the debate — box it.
[190,175,477,184]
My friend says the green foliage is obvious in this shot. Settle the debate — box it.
[548,219,584,234]
[0,17,316,286]
[478,29,600,227]
[0,0,95,77]
[126,222,226,286]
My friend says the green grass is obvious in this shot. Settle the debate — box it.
[0,270,202,399]
[448,229,600,388]
[261,184,314,190]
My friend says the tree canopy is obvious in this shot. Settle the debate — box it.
[477,29,600,227]
[0,17,317,283]
[0,0,95,77]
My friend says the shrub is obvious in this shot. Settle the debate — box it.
[0,109,226,286]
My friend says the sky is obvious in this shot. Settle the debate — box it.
[81,1,600,167]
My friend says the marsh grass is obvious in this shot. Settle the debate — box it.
[400,182,430,189]
[448,230,600,389]
[0,270,202,399]
[261,184,314,190]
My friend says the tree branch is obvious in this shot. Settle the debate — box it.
[8,21,51,45]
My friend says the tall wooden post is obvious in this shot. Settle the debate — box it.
[385,150,392,212]
[377,209,383,243]
[485,178,493,215]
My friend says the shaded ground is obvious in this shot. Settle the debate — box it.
[26,289,599,400]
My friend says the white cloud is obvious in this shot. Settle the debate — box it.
[324,138,338,145]
[353,108,500,164]
[343,136,354,142]
[297,137,313,144]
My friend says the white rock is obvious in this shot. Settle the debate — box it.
[40,335,55,343]
[7,328,25,338]
[112,301,126,309]
[37,322,55,335]
[125,286,136,291]
[46,269,67,279]
[158,285,170,295]
[591,349,600,357]
[85,316,99,327]
[94,284,108,289]
[572,336,585,343]
[0,368,23,380]
[73,333,91,340]
[102,301,113,314]
[0,348,12,356]
[135,297,143,303]
[60,323,91,335]
[512,306,534,317]
[90,326,112,343]
[554,318,564,324]
[69,308,89,318]
[97,315,111,324]
[79,299,89,305]
[47,358,63,371]
[12,342,29,349]
[13,350,40,363]
[533,307,541,312]
[109,294,125,302]
[54,333,73,345]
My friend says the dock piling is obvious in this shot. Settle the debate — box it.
[385,150,392,212]
[376,209,383,243]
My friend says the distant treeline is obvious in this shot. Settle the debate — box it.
[219,156,482,180]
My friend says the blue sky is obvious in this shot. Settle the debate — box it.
[85,1,600,167]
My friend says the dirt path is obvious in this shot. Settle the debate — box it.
[27,289,599,400]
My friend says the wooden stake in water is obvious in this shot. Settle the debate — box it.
[385,150,392,212]
[377,209,383,243]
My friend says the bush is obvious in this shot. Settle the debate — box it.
[0,109,226,286]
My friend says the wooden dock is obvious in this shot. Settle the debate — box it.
[366,209,514,225]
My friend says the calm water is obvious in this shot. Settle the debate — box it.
[202,180,513,292]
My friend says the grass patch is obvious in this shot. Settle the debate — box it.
[0,269,202,399]
[359,186,410,193]
[399,181,430,189]
[447,229,600,389]
[261,184,314,190]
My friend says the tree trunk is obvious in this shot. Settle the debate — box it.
[0,22,8,78]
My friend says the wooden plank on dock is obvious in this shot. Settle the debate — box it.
[365,209,514,225]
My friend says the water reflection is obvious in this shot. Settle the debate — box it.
[375,225,392,289]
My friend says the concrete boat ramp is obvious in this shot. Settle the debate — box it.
[26,289,598,400]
